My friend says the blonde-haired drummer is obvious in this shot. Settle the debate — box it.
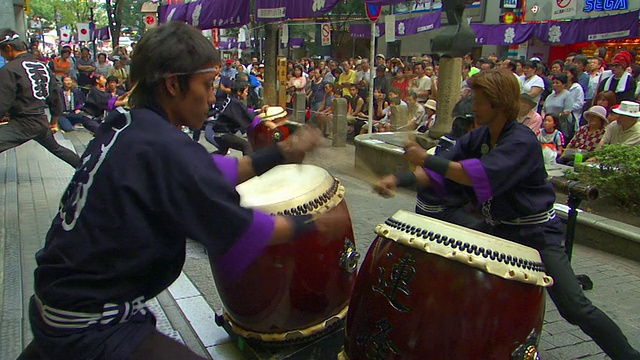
[375,69,639,359]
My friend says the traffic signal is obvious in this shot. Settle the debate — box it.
[144,14,158,29]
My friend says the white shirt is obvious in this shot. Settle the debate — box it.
[520,74,545,107]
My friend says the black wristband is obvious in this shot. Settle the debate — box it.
[424,155,451,176]
[291,214,317,239]
[250,145,286,175]
[394,171,417,187]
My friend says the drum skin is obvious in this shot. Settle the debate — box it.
[248,122,292,150]
[211,199,356,337]
[345,235,546,359]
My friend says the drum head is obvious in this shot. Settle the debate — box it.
[237,164,335,214]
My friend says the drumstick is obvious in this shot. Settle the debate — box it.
[351,153,398,197]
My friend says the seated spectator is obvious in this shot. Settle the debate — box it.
[107,56,128,90]
[406,92,426,132]
[372,97,401,133]
[517,93,542,134]
[424,99,437,129]
[106,75,126,98]
[80,74,128,133]
[558,105,607,165]
[391,66,410,100]
[57,76,86,132]
[538,113,565,157]
[346,85,366,135]
[316,83,337,137]
[595,90,617,115]
[595,100,640,149]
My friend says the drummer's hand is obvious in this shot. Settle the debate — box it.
[404,141,427,167]
[264,120,278,130]
[260,105,269,113]
[278,127,323,163]
[373,175,398,198]
[314,203,351,245]
[585,156,597,163]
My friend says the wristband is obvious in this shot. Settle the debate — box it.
[250,145,286,175]
[394,171,417,187]
[291,214,317,239]
[424,155,451,176]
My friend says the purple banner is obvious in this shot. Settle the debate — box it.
[470,23,536,46]
[290,38,304,48]
[363,0,407,4]
[92,27,110,41]
[395,10,441,36]
[159,0,250,29]
[535,10,639,44]
[255,0,341,22]
[349,23,385,39]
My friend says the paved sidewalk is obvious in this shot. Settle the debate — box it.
[1,130,638,359]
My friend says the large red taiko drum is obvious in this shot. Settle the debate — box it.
[342,210,553,359]
[209,164,358,342]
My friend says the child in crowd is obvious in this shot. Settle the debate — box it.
[537,113,565,157]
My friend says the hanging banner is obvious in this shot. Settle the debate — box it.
[280,23,289,45]
[536,10,638,44]
[77,23,91,42]
[159,0,250,29]
[92,27,111,41]
[470,23,536,46]
[394,10,441,36]
[255,0,341,22]
[385,15,396,42]
[321,23,331,46]
[349,23,385,39]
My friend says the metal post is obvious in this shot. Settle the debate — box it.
[367,21,375,135]
[90,6,97,57]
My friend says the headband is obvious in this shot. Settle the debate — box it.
[0,33,20,45]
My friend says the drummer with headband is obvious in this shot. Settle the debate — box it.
[23,22,349,359]
[375,69,639,360]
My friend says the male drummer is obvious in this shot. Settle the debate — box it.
[23,22,349,359]
[374,69,640,360]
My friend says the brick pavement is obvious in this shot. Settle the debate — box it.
[1,130,639,359]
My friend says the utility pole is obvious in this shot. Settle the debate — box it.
[90,6,97,56]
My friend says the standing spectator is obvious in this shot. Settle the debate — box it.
[94,53,112,77]
[107,56,128,90]
[76,47,95,88]
[308,68,326,123]
[519,60,545,109]
[564,64,585,137]
[595,90,617,115]
[56,76,86,132]
[221,59,237,79]
[53,48,72,83]
[410,62,432,104]
[558,105,607,165]
[373,65,390,98]
[565,52,578,66]
[543,74,575,139]
[391,66,410,100]
[338,60,356,96]
[518,93,542,134]
[375,53,386,67]
[550,60,564,75]
[587,57,604,105]
[287,65,307,94]
[598,51,637,103]
[462,52,480,77]
[572,55,590,95]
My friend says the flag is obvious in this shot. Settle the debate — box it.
[77,23,91,42]
[60,28,71,43]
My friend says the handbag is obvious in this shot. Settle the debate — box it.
[558,113,575,142]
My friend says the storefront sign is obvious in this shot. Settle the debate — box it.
[584,0,628,12]
[552,0,577,20]
[502,0,518,9]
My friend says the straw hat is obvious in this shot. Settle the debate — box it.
[612,101,640,118]
[583,105,609,125]
[424,99,437,111]
[519,93,537,108]
[258,106,288,121]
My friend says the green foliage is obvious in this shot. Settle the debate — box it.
[575,145,640,209]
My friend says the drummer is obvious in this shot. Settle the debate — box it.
[24,22,349,359]
[210,79,278,155]
[374,69,639,360]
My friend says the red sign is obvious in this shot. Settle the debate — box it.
[366,4,382,23]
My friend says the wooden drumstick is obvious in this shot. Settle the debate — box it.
[351,154,398,197]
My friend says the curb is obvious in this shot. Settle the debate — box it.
[554,203,640,262]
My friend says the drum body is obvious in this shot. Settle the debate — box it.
[248,121,294,150]
[210,165,358,342]
[344,211,553,360]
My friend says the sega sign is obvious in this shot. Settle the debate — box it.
[584,0,628,12]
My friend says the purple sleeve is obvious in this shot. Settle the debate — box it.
[423,169,448,198]
[216,210,275,280]
[248,115,263,133]
[459,159,493,203]
[211,154,239,186]
[107,96,118,111]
